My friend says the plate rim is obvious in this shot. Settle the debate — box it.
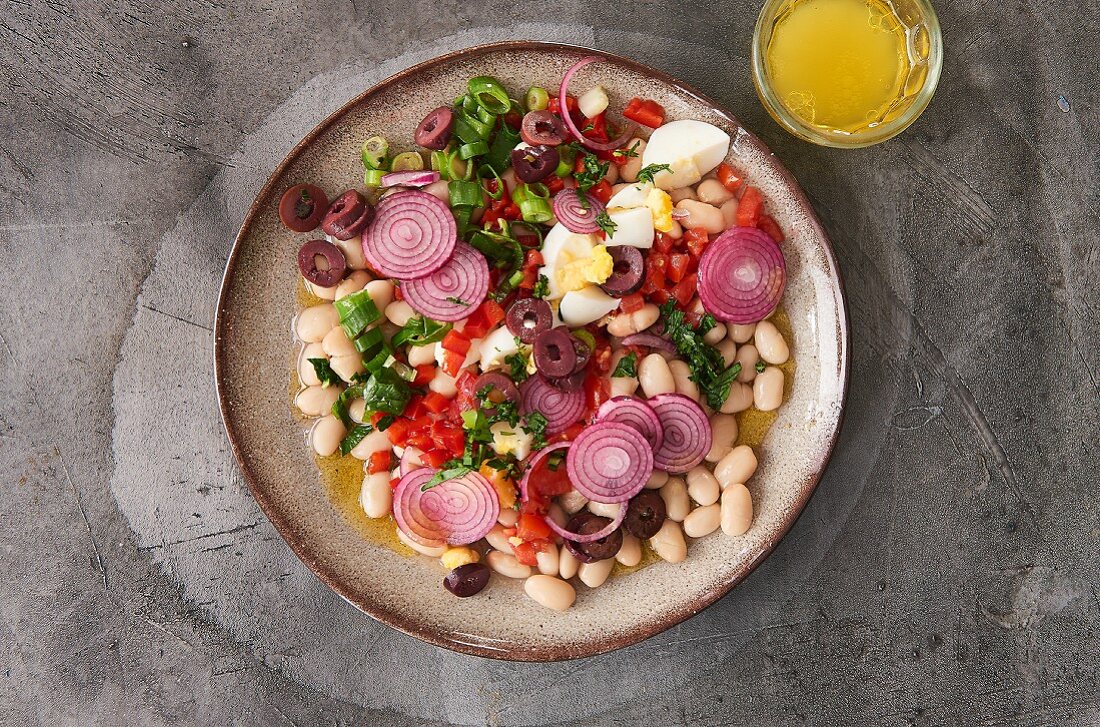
[214,39,852,662]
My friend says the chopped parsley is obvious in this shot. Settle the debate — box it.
[338,424,372,455]
[532,274,550,299]
[446,296,470,307]
[611,351,638,378]
[755,360,766,374]
[660,301,742,410]
[635,163,672,185]
[504,351,531,384]
[612,140,641,159]
[595,211,618,237]
[524,411,549,450]
[308,358,341,388]
[574,153,610,207]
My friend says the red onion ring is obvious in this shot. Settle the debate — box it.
[399,447,425,476]
[619,332,676,352]
[545,502,626,543]
[393,467,500,547]
[520,375,585,435]
[518,442,571,504]
[559,57,638,152]
[381,170,441,188]
[400,242,489,322]
[565,421,654,503]
[362,190,457,279]
[698,226,786,324]
[552,190,606,234]
[596,396,665,450]
[647,393,712,473]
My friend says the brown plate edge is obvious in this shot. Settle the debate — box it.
[213,39,852,662]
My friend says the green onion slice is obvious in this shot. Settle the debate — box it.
[468,75,511,115]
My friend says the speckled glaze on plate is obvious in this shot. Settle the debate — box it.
[215,41,849,662]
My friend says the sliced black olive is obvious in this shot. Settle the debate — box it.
[544,370,586,392]
[321,190,375,240]
[533,327,577,378]
[570,336,591,374]
[599,245,645,297]
[278,184,328,232]
[506,298,553,344]
[297,239,347,288]
[623,490,666,539]
[415,107,455,150]
[443,562,491,597]
[511,145,560,183]
[564,512,623,563]
[520,110,568,147]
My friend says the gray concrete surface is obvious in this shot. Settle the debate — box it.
[1,3,1098,726]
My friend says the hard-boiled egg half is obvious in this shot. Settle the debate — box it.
[640,119,731,190]
[538,223,622,326]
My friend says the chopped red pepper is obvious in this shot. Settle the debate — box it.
[590,179,613,204]
[441,350,466,378]
[623,97,666,128]
[549,422,586,443]
[441,329,471,355]
[385,418,411,447]
[402,394,426,420]
[670,273,697,308]
[684,227,709,258]
[580,113,608,143]
[619,292,646,314]
[736,186,764,227]
[421,391,450,414]
[367,450,392,474]
[584,374,611,413]
[667,252,692,283]
[716,162,745,194]
[512,540,540,567]
[758,214,786,243]
[421,449,451,468]
[412,363,435,387]
[653,231,676,254]
[516,512,553,541]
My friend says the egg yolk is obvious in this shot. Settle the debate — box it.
[646,189,674,232]
[556,245,614,293]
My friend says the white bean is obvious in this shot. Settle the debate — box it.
[322,326,357,357]
[306,279,338,301]
[735,344,760,383]
[660,477,690,522]
[487,551,532,579]
[609,376,639,397]
[686,466,721,506]
[645,470,670,490]
[683,504,722,538]
[423,179,450,204]
[359,471,393,518]
[639,353,675,398]
[330,354,365,383]
[606,304,660,337]
[295,385,342,417]
[578,84,609,118]
[603,162,619,185]
[668,359,700,402]
[485,524,514,555]
[558,547,580,580]
[696,179,735,206]
[385,300,416,328]
[363,279,394,311]
[720,382,754,413]
[754,321,790,364]
[668,187,697,203]
[559,489,589,515]
[429,369,458,398]
[524,575,576,611]
[703,322,727,346]
[587,501,621,518]
[334,237,369,271]
[298,342,326,386]
[616,533,642,566]
[720,483,753,536]
[674,199,725,234]
[334,269,371,300]
[619,138,647,183]
[715,339,738,367]
[547,502,568,529]
[397,529,445,557]
[295,304,339,343]
[650,520,687,563]
[665,219,684,239]
[720,198,739,230]
[497,508,519,527]
[706,414,739,463]
[536,545,560,576]
[348,398,367,423]
[729,323,756,344]
[349,428,390,461]
[715,445,757,489]
[577,558,614,588]
[407,343,436,367]
[754,367,784,411]
[310,415,346,456]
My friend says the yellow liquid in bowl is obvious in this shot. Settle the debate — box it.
[765,0,915,133]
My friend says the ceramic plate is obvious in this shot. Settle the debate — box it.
[216,41,849,661]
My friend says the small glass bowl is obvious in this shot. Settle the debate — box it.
[751,0,943,148]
